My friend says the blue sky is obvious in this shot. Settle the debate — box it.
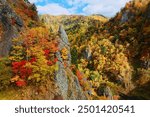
[29,0,130,17]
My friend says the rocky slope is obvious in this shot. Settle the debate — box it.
[0,0,149,100]
[0,0,38,56]
[0,0,23,56]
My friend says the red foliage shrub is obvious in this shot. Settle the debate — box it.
[20,67,32,79]
[29,57,37,63]
[16,80,26,87]
[12,61,27,74]
[12,60,32,79]
[47,61,53,66]
[44,49,50,59]
[44,49,50,55]
[47,58,58,66]
[53,58,58,63]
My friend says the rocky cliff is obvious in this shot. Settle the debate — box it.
[0,0,38,57]
[0,0,22,56]
[55,25,87,99]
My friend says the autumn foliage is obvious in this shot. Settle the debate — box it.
[8,27,59,86]
[76,70,84,81]
[0,0,150,100]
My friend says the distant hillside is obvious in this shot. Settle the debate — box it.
[40,15,108,46]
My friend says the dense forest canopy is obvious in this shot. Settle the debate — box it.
[0,0,149,100]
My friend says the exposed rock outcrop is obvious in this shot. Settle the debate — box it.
[97,83,113,100]
[55,25,87,100]
[0,0,38,57]
[0,0,23,56]
[82,45,92,60]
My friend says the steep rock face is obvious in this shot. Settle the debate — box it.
[58,25,71,66]
[0,0,23,56]
[55,25,87,100]
[0,0,38,57]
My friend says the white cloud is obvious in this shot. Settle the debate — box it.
[37,3,70,15]
[83,4,116,17]
[29,0,131,17]
[67,0,131,17]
